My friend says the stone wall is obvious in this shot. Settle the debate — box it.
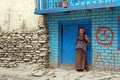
[0,25,50,68]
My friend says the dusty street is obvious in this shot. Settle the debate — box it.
[0,63,120,80]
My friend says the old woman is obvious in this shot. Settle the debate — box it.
[75,28,90,72]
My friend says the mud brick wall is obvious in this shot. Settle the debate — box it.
[0,25,50,68]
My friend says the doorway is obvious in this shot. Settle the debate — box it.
[59,20,92,65]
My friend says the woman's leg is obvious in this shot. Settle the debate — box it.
[84,52,89,71]
[75,49,86,71]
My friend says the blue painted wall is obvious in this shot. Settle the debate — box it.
[47,7,120,68]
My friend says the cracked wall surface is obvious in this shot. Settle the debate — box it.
[0,0,44,32]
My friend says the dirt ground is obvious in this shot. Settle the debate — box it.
[0,63,41,80]
[0,63,120,80]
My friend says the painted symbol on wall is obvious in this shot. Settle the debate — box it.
[96,26,114,46]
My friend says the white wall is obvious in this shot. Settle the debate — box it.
[0,0,43,32]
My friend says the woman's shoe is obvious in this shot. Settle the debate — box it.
[85,68,89,71]
[76,69,84,72]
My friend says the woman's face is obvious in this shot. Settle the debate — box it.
[79,28,85,34]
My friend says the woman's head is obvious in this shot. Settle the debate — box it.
[79,28,85,34]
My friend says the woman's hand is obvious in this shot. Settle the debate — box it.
[85,35,90,45]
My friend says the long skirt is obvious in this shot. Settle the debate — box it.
[75,48,88,70]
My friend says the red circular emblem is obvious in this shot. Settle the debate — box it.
[96,26,114,46]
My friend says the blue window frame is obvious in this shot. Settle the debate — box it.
[118,17,120,50]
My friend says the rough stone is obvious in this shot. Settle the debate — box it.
[23,59,31,62]
[26,54,32,58]
[54,69,69,77]
[39,53,47,57]
[52,77,65,80]
[38,77,49,80]
[32,70,45,77]
[111,78,120,80]
[34,56,40,60]
[0,26,50,68]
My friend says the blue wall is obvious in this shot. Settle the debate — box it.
[47,7,120,69]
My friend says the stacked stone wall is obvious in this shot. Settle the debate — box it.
[0,25,50,68]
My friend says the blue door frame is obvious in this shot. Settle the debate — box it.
[118,17,120,50]
[58,19,92,65]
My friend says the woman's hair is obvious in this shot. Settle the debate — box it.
[79,27,86,35]
[79,27,85,30]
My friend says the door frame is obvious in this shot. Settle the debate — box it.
[58,19,92,65]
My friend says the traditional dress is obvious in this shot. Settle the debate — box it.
[75,33,89,71]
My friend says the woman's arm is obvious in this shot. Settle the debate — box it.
[85,35,90,45]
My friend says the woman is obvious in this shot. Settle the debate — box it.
[75,28,90,72]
